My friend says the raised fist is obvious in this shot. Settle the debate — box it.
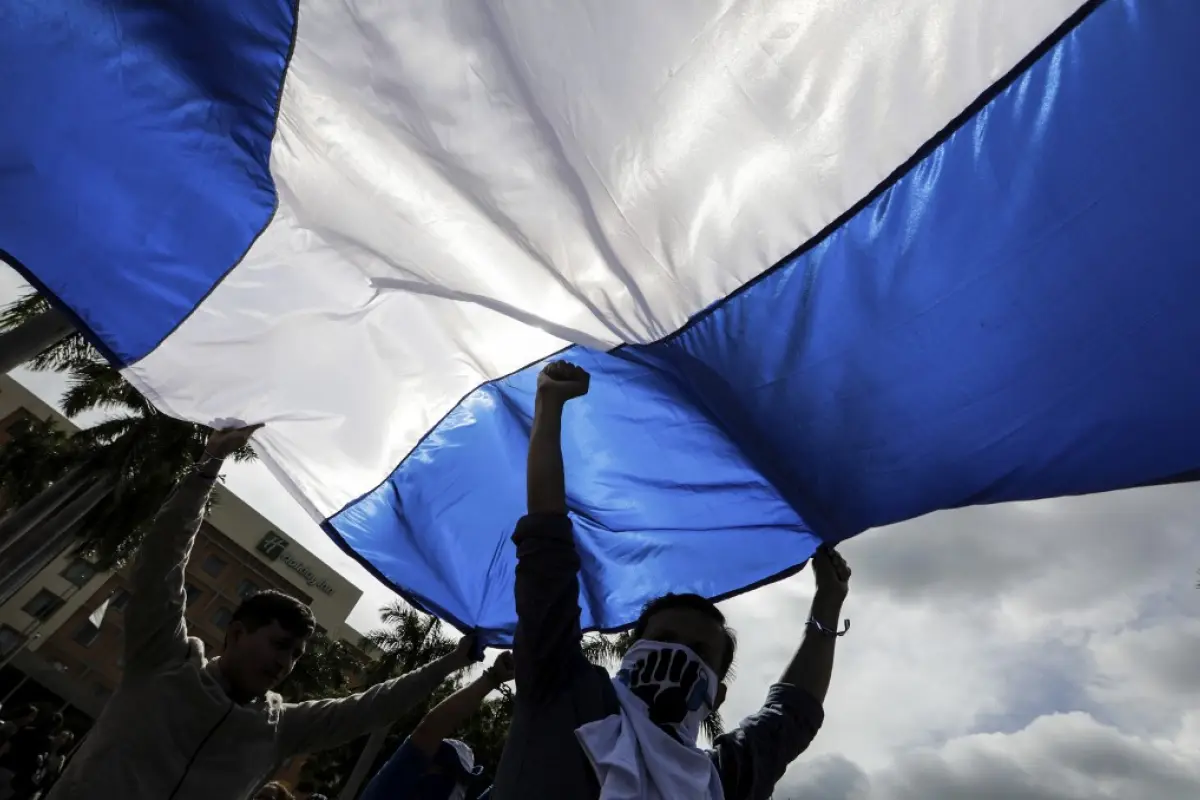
[536,360,590,404]
[625,647,712,738]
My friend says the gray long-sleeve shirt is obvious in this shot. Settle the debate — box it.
[489,513,824,800]
[48,469,449,800]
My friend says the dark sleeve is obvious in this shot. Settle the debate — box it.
[359,739,428,800]
[124,470,217,677]
[710,683,825,800]
[511,513,587,703]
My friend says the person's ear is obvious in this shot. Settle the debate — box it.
[715,682,728,711]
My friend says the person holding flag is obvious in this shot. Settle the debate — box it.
[47,427,481,800]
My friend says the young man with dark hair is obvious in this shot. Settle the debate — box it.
[48,427,479,800]
[491,361,852,800]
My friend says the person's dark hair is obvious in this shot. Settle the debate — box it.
[632,593,737,678]
[230,590,315,641]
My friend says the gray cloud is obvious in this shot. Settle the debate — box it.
[777,754,869,800]
[779,713,1200,800]
[842,482,1200,615]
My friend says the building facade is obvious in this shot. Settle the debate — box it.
[0,376,365,730]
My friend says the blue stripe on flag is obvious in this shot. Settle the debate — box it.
[328,0,1200,640]
[0,0,296,365]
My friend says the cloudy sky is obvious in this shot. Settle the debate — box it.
[3,271,1198,798]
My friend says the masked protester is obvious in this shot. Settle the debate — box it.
[361,652,515,800]
[47,427,481,800]
[490,362,853,800]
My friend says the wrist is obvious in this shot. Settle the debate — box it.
[810,590,845,624]
[196,454,224,480]
[534,393,566,414]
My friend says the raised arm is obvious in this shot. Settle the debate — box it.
[408,651,514,757]
[713,547,851,800]
[276,636,477,758]
[780,547,851,703]
[513,361,591,702]
[358,652,515,800]
[123,426,258,678]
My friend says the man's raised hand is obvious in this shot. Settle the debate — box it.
[204,425,262,461]
[811,545,851,601]
[536,360,590,405]
[486,651,515,688]
[450,633,484,670]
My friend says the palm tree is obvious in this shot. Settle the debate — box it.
[0,289,94,374]
[0,290,94,374]
[0,415,84,507]
[0,347,256,604]
[276,632,368,704]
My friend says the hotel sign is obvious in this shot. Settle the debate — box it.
[256,532,336,596]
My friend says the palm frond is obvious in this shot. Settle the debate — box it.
[0,291,99,372]
[702,710,725,743]
[0,352,254,564]
[364,600,456,679]
[61,358,152,419]
[276,632,368,703]
[581,633,627,669]
[0,291,51,329]
[0,416,83,504]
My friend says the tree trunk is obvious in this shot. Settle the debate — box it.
[0,306,74,374]
[337,726,392,800]
[0,471,114,605]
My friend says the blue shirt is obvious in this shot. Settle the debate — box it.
[360,739,429,800]
[359,738,492,800]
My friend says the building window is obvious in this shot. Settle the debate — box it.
[201,554,227,578]
[21,589,64,621]
[73,622,100,648]
[184,583,202,607]
[60,558,97,588]
[0,625,25,656]
[110,589,131,611]
[211,607,233,631]
[237,579,260,600]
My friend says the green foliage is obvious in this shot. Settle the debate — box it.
[0,291,257,565]
[0,290,96,372]
[0,416,84,506]
[276,632,368,704]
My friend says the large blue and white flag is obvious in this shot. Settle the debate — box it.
[2,0,1199,641]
